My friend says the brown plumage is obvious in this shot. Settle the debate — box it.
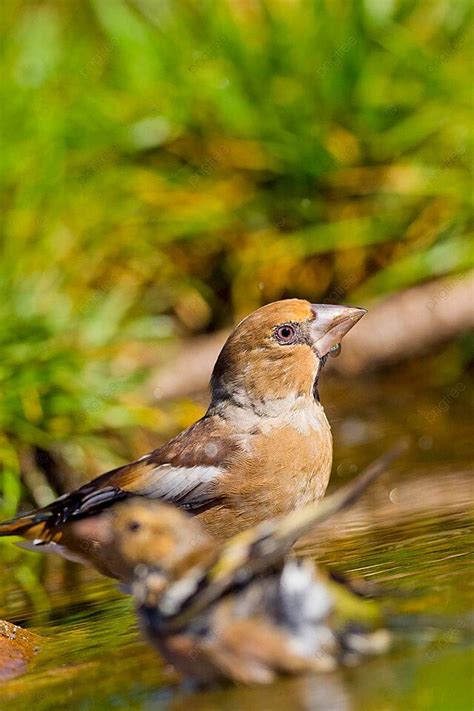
[0,299,366,579]
[103,448,400,685]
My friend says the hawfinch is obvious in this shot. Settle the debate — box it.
[103,449,398,685]
[0,299,366,579]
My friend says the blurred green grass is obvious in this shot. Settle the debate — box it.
[0,0,472,515]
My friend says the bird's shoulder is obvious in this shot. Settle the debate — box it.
[148,412,243,470]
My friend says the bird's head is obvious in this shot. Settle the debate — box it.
[109,499,215,590]
[211,299,366,406]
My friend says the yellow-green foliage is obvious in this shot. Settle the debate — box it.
[0,0,472,513]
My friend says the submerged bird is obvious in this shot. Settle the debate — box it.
[103,449,399,685]
[0,299,366,579]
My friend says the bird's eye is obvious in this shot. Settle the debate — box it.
[274,323,297,344]
[128,520,141,533]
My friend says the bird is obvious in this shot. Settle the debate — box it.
[101,447,399,686]
[0,299,366,580]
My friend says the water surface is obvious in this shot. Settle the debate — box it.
[1,371,472,710]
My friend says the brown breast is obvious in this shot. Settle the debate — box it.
[200,408,332,539]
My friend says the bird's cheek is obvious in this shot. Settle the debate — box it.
[71,513,114,546]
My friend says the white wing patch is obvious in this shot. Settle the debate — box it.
[280,559,335,658]
[137,464,223,508]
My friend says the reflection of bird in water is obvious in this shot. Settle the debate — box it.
[168,672,353,711]
[105,450,398,685]
[0,299,365,581]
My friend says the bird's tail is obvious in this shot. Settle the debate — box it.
[0,508,51,539]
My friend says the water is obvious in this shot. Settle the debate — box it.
[1,370,472,710]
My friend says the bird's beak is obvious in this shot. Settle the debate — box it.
[310,304,367,357]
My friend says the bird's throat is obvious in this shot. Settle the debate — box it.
[312,355,328,403]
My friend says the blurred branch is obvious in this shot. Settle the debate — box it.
[338,271,474,374]
[152,272,474,399]
[298,469,473,548]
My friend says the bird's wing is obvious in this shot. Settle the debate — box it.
[54,460,224,522]
[0,415,237,534]
[156,443,406,630]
